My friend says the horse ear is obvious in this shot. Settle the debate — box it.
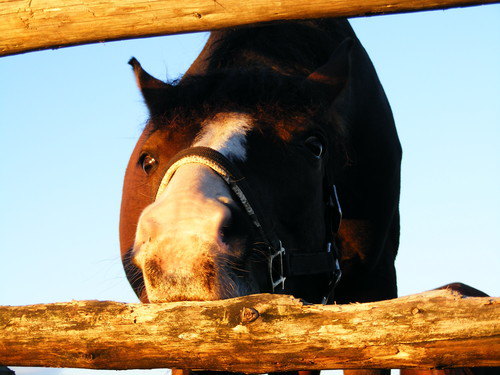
[128,57,170,115]
[307,37,353,99]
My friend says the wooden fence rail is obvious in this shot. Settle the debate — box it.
[1,289,499,371]
[1,0,499,57]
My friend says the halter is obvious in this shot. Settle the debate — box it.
[156,146,342,304]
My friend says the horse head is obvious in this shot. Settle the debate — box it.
[120,39,354,304]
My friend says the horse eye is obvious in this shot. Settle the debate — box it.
[305,136,324,158]
[140,154,158,175]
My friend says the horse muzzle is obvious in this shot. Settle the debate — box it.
[132,162,251,302]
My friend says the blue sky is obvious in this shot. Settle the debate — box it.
[1,4,499,375]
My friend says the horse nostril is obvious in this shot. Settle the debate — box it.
[220,203,248,244]
[221,218,235,242]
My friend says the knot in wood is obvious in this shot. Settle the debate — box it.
[241,307,259,324]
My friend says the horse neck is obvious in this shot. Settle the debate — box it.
[184,19,356,78]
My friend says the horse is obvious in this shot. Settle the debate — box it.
[119,18,403,375]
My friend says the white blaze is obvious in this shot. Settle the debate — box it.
[193,112,253,161]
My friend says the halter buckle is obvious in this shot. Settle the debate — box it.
[269,241,286,291]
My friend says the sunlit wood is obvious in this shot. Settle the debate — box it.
[1,0,499,57]
[0,289,499,371]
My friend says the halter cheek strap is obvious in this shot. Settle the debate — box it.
[156,146,342,303]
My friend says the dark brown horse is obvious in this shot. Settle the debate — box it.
[120,18,401,305]
[119,18,429,375]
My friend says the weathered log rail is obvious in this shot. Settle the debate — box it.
[1,0,499,57]
[0,289,499,371]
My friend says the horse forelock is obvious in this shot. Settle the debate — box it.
[148,69,324,132]
[144,69,348,166]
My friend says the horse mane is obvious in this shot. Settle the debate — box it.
[202,19,356,76]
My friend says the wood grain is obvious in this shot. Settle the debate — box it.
[0,289,499,371]
[1,0,499,57]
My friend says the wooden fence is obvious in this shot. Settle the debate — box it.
[1,289,499,371]
[1,0,499,57]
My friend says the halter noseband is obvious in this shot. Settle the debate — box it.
[156,146,342,303]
